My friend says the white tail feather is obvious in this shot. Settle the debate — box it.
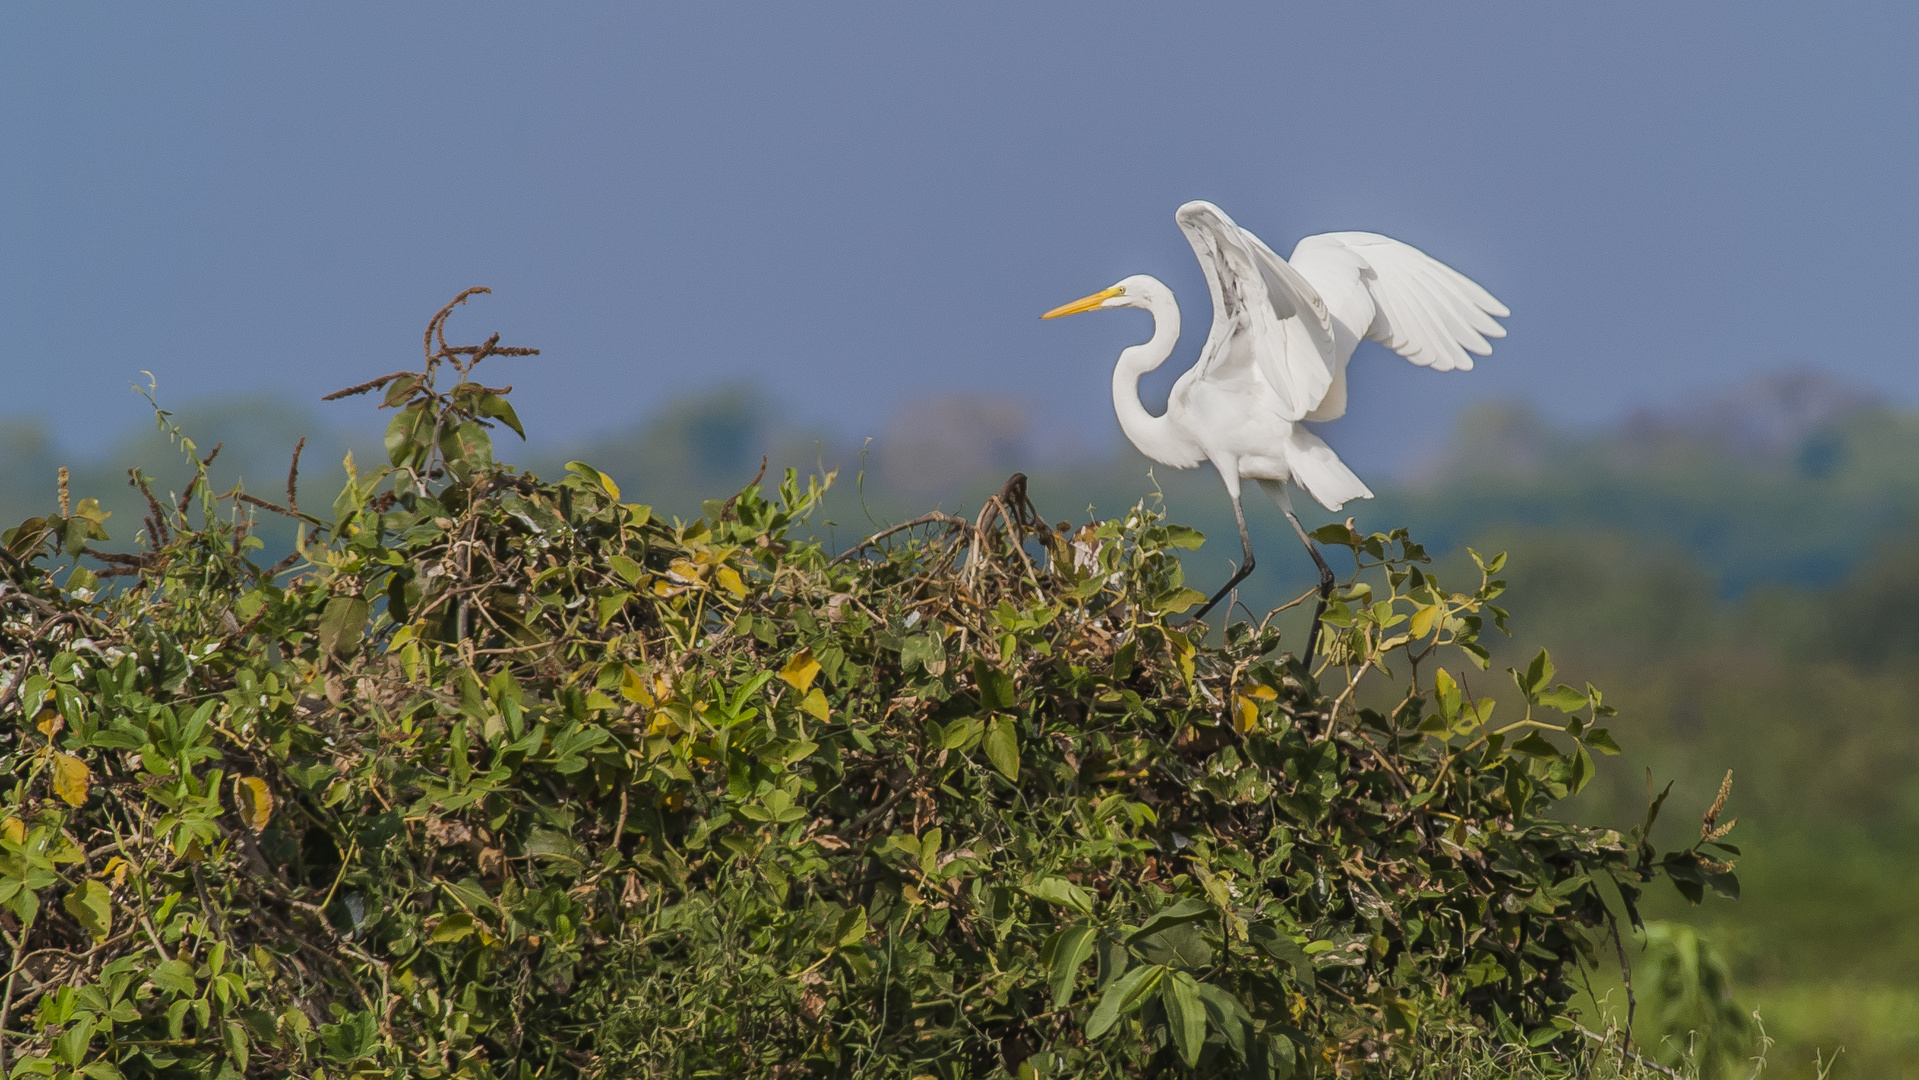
[1279,428,1373,512]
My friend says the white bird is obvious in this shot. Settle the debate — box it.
[1043,200,1508,645]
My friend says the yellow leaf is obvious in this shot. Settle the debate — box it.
[387,621,418,650]
[781,649,821,693]
[104,856,131,887]
[236,777,274,831]
[715,565,747,597]
[595,470,621,500]
[801,688,830,723]
[645,711,682,737]
[1410,604,1439,640]
[666,558,703,584]
[52,752,90,807]
[1,817,23,844]
[35,709,63,740]
[620,665,655,705]
[1233,695,1259,734]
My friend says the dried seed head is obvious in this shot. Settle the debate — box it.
[1701,769,1733,840]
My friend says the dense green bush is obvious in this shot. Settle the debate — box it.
[0,292,1739,1078]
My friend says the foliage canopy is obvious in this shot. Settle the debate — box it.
[0,292,1737,1079]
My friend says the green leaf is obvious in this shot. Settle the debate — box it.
[1569,745,1595,794]
[1511,732,1561,759]
[439,420,494,480]
[1133,922,1215,969]
[606,553,646,585]
[1152,587,1209,615]
[1310,522,1360,548]
[1200,982,1260,1061]
[1537,683,1589,713]
[983,715,1020,781]
[149,958,197,996]
[384,401,433,467]
[936,717,981,751]
[1521,649,1554,696]
[564,461,622,500]
[1269,1031,1299,1079]
[474,392,525,439]
[381,375,422,407]
[1086,963,1165,1039]
[973,657,1015,709]
[317,596,370,662]
[834,905,869,947]
[430,912,476,943]
[1433,668,1460,722]
[1164,971,1207,1067]
[1162,525,1206,550]
[62,879,111,940]
[1045,926,1098,1007]
[224,1018,251,1071]
[1249,923,1312,982]
[1129,896,1213,942]
[1023,877,1095,916]
[54,1014,95,1066]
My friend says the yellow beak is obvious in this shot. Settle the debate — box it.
[1041,285,1125,319]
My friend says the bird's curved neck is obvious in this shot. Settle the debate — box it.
[1112,292,1186,463]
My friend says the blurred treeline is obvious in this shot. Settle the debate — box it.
[4,370,1915,1076]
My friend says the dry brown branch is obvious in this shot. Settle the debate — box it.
[829,513,969,566]
[178,442,222,516]
[288,436,306,513]
[128,470,169,546]
[321,371,416,402]
[426,287,493,360]
[235,493,301,520]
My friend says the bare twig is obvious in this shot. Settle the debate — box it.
[830,513,969,566]
[719,455,771,520]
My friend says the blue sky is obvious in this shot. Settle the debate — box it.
[4,3,1915,475]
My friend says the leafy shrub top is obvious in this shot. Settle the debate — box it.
[0,292,1736,1080]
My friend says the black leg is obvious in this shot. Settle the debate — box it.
[1189,494,1255,623]
[1282,504,1337,661]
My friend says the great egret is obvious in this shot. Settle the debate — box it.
[1043,200,1508,647]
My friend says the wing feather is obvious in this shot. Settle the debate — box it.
[1302,231,1508,373]
[1175,202,1335,421]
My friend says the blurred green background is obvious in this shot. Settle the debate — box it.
[7,370,1915,1077]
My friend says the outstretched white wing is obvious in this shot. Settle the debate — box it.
[1175,201,1335,421]
[1291,231,1508,373]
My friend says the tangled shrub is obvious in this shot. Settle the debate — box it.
[0,291,1739,1079]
